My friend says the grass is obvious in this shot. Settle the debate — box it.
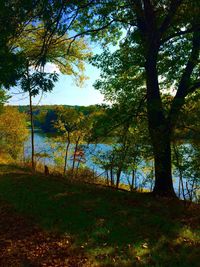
[0,164,199,266]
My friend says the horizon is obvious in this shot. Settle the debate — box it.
[7,102,104,107]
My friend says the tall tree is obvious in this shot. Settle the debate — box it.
[15,24,90,171]
[59,0,200,197]
[20,69,58,170]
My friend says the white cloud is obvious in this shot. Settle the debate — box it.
[44,63,60,73]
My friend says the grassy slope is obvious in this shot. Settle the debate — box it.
[0,164,199,267]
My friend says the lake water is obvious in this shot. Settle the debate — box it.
[24,130,110,173]
[24,130,197,199]
[24,130,154,188]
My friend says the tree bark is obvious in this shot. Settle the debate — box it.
[150,126,176,197]
[145,46,176,197]
[72,136,80,173]
[131,169,136,191]
[173,143,185,200]
[116,167,122,189]
[29,91,35,171]
[110,164,114,187]
[63,132,70,176]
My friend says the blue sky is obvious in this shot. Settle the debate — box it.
[7,27,122,107]
[8,41,107,107]
[8,62,105,106]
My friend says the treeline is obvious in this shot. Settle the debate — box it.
[16,105,104,134]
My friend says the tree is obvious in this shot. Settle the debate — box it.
[54,107,93,176]
[54,107,80,175]
[91,100,151,189]
[14,23,91,171]
[59,0,200,197]
[40,109,58,133]
[20,69,58,171]
[0,0,30,87]
[0,106,28,159]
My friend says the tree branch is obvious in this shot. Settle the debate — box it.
[161,24,200,44]
[176,31,200,98]
[169,31,200,127]
[159,0,183,35]
[188,81,200,93]
[128,0,146,32]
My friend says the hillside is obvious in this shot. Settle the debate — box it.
[0,164,199,267]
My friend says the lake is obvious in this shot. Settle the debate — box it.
[24,130,196,199]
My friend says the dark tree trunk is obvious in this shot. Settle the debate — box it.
[63,133,70,176]
[110,165,114,187]
[116,167,122,189]
[72,136,80,173]
[173,144,185,200]
[29,91,35,171]
[75,159,81,179]
[131,169,136,191]
[106,170,109,185]
[150,126,176,197]
[145,45,176,198]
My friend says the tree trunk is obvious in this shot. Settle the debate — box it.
[63,133,70,176]
[106,170,109,185]
[116,167,122,189]
[173,144,185,200]
[110,165,114,187]
[75,159,81,179]
[150,127,176,197]
[72,136,80,173]
[131,169,136,191]
[29,91,35,171]
[145,46,176,198]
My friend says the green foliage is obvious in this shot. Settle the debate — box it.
[91,48,146,104]
[0,1,93,89]
[39,109,58,133]
[0,89,10,113]
[172,143,200,202]
[0,0,32,87]
[0,106,28,159]
[17,104,104,134]
[20,71,58,97]
[53,106,96,173]
[16,23,91,86]
[55,106,98,143]
[91,101,153,189]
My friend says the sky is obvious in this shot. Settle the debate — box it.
[7,24,123,107]
[8,63,104,107]
[8,45,105,107]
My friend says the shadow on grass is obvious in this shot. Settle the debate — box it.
[0,165,199,266]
